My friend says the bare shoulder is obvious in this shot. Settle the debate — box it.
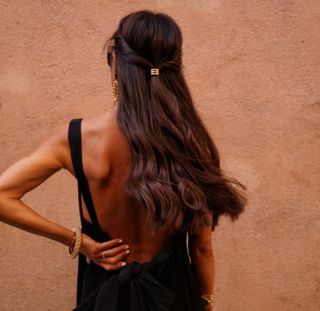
[26,112,119,179]
[81,111,119,137]
[80,111,130,177]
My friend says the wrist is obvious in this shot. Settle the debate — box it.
[61,227,76,247]
[204,303,216,311]
[201,292,215,309]
[68,227,82,258]
[68,231,76,254]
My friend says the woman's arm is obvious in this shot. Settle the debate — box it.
[0,122,75,246]
[189,210,216,310]
[0,122,130,270]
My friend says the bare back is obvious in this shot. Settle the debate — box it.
[66,111,177,264]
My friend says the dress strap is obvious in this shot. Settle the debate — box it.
[68,118,101,229]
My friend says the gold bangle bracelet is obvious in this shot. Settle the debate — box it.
[68,227,82,258]
[201,293,215,306]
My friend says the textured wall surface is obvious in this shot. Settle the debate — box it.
[0,1,319,310]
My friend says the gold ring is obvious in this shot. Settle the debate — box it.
[102,250,108,259]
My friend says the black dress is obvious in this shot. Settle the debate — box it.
[68,118,205,311]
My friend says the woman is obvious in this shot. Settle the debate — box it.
[0,10,247,311]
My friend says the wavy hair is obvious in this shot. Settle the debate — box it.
[102,10,248,234]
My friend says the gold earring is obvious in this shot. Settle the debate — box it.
[112,72,118,107]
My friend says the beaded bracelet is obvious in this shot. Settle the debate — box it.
[68,227,82,258]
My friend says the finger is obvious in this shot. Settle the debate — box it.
[96,238,124,252]
[96,248,130,264]
[102,261,127,272]
[94,247,130,263]
[103,249,130,265]
[98,244,129,258]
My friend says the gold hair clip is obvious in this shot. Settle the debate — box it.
[150,68,160,76]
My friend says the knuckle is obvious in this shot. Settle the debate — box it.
[92,253,99,259]
[116,255,123,261]
[106,249,113,256]
[111,246,119,252]
[93,242,100,252]
[108,240,118,247]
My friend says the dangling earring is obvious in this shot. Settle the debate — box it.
[112,72,118,108]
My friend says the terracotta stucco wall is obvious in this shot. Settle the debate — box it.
[0,1,319,310]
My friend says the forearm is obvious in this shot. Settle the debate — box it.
[190,249,215,295]
[0,196,74,247]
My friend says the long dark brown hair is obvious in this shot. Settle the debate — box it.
[102,10,248,234]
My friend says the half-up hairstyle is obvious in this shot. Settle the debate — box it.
[102,10,248,234]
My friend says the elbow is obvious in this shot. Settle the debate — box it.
[0,184,21,200]
[0,192,15,201]
[190,244,214,259]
